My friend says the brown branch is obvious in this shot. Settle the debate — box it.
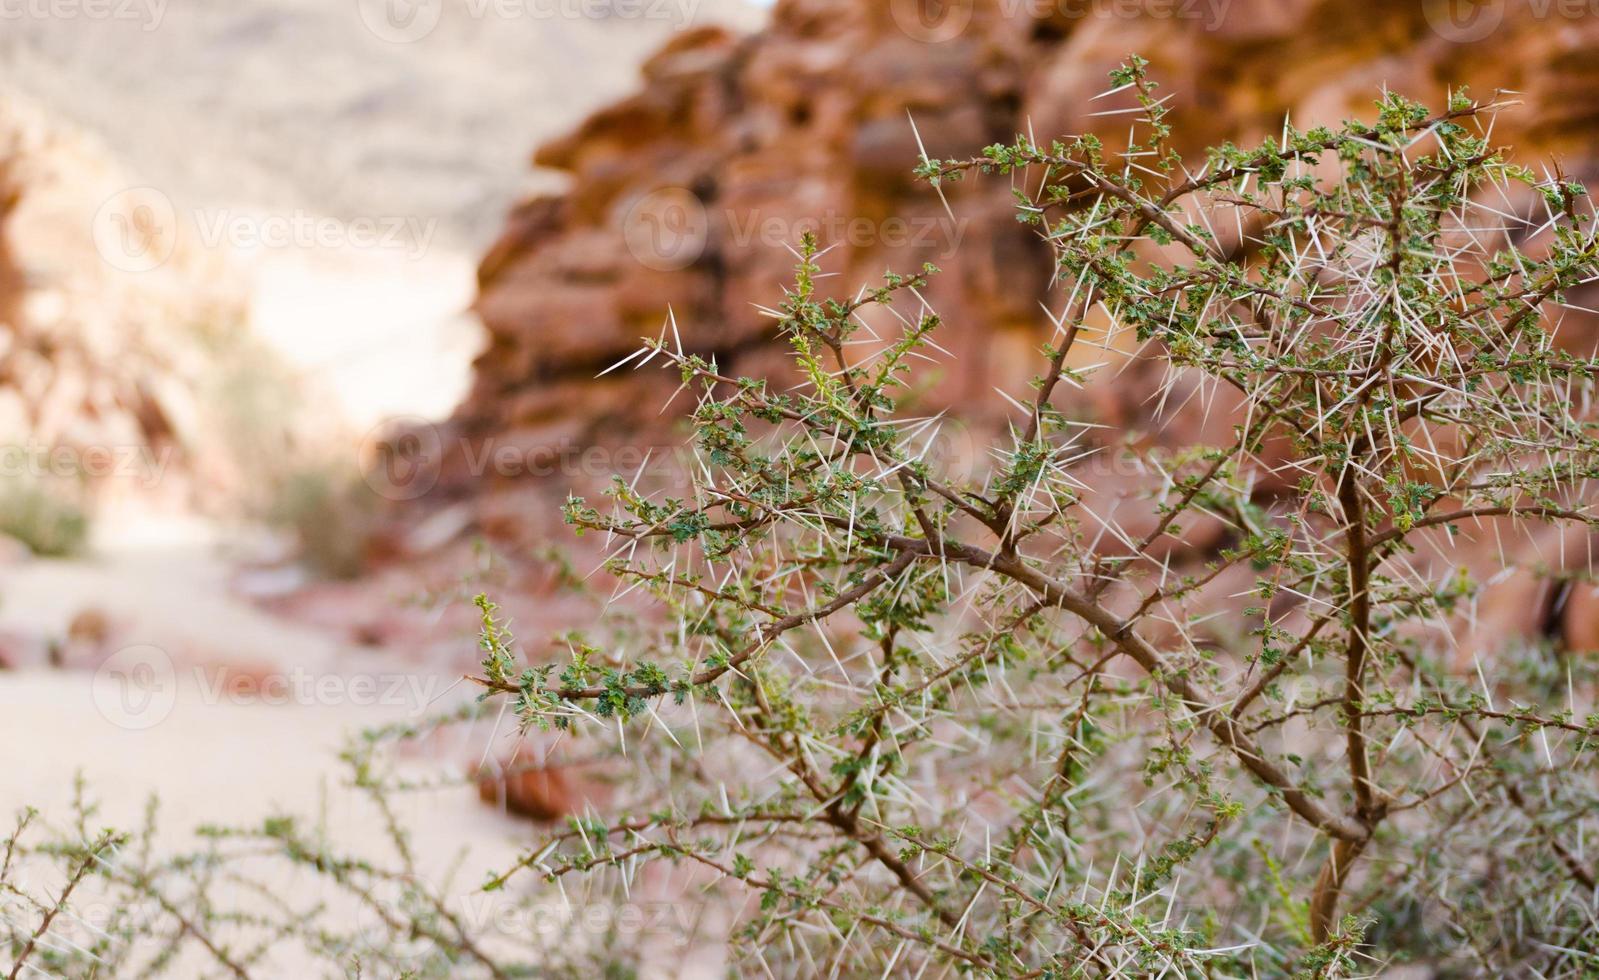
[673,846,998,971]
[917,536,1370,842]
[472,549,918,702]
[9,833,132,980]
[1368,504,1598,549]
[1336,464,1379,823]
[1308,837,1369,945]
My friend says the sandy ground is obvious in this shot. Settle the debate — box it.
[0,661,571,974]
[0,672,523,876]
[0,514,546,972]
[0,518,731,976]
[0,514,496,817]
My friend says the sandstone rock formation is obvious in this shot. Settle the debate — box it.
[0,94,276,515]
[0,166,20,333]
[476,740,608,823]
[444,0,1599,653]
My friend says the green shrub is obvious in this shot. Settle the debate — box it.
[196,329,375,577]
[264,461,376,579]
[0,476,89,557]
[469,61,1599,975]
[8,61,1599,979]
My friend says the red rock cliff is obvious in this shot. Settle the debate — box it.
[0,95,259,511]
[449,0,1599,542]
[436,0,1599,670]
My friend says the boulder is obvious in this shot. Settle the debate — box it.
[476,741,597,823]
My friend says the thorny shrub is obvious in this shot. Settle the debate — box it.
[8,58,1599,979]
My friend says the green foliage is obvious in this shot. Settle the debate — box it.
[264,461,377,578]
[0,761,652,979]
[463,59,1599,977]
[11,58,1599,979]
[0,475,89,557]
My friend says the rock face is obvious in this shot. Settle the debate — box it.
[476,741,605,823]
[448,0,1599,645]
[452,0,1599,516]
[0,94,268,512]
[0,167,20,333]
